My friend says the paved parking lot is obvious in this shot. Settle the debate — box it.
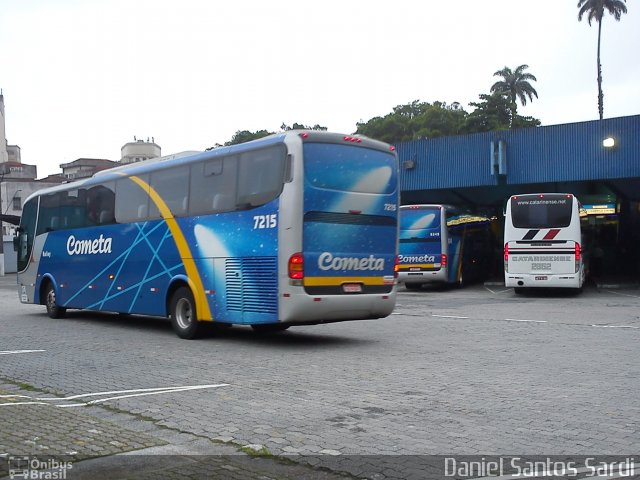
[0,275,638,479]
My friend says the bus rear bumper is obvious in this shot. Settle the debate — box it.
[505,274,582,289]
[398,268,446,285]
[279,289,397,324]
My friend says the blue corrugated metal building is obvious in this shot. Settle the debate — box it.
[397,114,640,206]
[396,114,640,281]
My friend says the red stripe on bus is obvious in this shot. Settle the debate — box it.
[543,229,561,240]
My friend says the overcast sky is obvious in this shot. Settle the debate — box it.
[1,0,638,178]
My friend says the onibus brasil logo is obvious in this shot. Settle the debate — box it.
[7,456,72,479]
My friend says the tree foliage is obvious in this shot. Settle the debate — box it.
[281,122,327,132]
[464,93,540,133]
[209,122,327,148]
[356,94,540,144]
[490,65,538,108]
[355,100,468,144]
[223,129,273,146]
[214,66,543,147]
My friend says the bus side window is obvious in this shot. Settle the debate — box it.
[189,156,238,215]
[150,167,189,218]
[237,145,286,207]
[115,176,151,224]
[36,193,61,235]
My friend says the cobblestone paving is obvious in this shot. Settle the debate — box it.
[0,384,164,477]
[1,276,639,479]
[0,383,354,480]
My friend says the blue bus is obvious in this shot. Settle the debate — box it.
[398,204,494,289]
[15,132,399,338]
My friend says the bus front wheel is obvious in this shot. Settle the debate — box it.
[44,282,66,319]
[170,287,203,339]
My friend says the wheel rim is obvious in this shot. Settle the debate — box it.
[175,298,193,330]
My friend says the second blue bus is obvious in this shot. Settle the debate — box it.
[398,204,495,289]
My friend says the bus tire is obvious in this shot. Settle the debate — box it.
[251,324,289,333]
[514,287,525,295]
[405,283,422,291]
[44,282,66,319]
[169,287,202,339]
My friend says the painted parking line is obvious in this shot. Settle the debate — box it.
[398,311,639,330]
[504,318,548,324]
[484,286,511,295]
[606,290,640,299]
[0,349,46,355]
[0,383,229,408]
[590,324,640,330]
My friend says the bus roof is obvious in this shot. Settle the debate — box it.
[23,130,394,204]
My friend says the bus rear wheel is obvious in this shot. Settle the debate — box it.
[170,287,203,339]
[405,283,422,291]
[44,282,66,319]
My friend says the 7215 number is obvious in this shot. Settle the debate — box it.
[253,214,277,229]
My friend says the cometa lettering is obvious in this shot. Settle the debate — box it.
[318,252,385,271]
[398,254,436,263]
[67,234,113,256]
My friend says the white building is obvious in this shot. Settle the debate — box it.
[0,92,163,274]
[120,137,161,164]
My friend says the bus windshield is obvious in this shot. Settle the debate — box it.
[303,143,396,194]
[510,195,573,229]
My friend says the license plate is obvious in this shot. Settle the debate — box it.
[343,283,362,293]
[534,276,548,281]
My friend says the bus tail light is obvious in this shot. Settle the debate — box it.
[504,244,509,272]
[575,243,581,273]
[288,252,304,280]
[394,255,399,278]
[441,254,448,267]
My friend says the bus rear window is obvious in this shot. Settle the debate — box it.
[511,196,572,228]
[400,208,440,231]
[304,143,396,194]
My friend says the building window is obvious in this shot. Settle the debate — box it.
[13,196,22,211]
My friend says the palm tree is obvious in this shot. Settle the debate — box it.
[490,65,539,108]
[578,0,628,120]
[490,65,538,126]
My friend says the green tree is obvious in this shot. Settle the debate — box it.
[578,0,628,120]
[490,65,538,125]
[355,100,468,143]
[281,122,327,131]
[223,129,273,146]
[463,92,540,133]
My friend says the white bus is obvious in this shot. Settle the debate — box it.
[504,193,586,293]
